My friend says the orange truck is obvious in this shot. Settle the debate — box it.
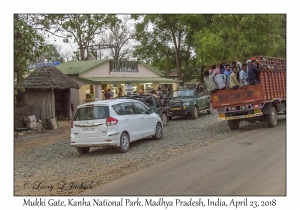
[211,56,286,130]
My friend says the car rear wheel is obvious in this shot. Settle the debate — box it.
[161,113,168,126]
[76,147,90,154]
[119,132,130,153]
[153,123,163,140]
[191,106,198,119]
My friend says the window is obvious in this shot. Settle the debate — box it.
[134,102,148,114]
[112,102,136,115]
[112,104,122,115]
[73,106,109,121]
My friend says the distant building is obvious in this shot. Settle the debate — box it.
[56,59,181,108]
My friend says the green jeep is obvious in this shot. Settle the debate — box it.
[169,89,213,119]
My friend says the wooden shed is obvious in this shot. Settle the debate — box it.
[14,66,79,122]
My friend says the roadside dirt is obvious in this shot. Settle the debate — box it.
[14,120,71,154]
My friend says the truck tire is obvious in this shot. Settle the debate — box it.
[191,106,198,119]
[265,106,278,127]
[161,113,168,126]
[207,103,213,114]
[228,120,239,130]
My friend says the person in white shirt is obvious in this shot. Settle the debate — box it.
[239,63,249,86]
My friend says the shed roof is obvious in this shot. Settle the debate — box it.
[15,66,79,90]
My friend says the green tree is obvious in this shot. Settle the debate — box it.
[46,14,119,60]
[33,44,64,63]
[132,14,210,83]
[194,14,286,66]
[14,14,47,84]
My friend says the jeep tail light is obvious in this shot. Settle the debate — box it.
[106,117,118,126]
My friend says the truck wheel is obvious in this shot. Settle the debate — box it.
[119,132,130,153]
[207,103,213,114]
[153,123,163,140]
[191,106,198,119]
[161,113,168,126]
[265,106,278,127]
[76,147,90,154]
[228,120,239,130]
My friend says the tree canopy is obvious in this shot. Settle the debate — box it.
[194,14,286,66]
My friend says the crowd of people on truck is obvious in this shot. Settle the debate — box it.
[203,57,263,93]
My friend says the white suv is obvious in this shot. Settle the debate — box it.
[70,99,163,154]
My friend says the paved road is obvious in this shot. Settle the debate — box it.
[81,120,286,196]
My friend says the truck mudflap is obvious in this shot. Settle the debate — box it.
[218,112,263,121]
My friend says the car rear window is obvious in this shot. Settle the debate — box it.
[73,106,109,121]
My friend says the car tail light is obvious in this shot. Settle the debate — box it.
[106,117,118,126]
[71,120,73,128]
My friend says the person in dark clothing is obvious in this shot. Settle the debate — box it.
[220,63,226,74]
[104,89,111,100]
[248,60,262,85]
[196,83,204,96]
[157,87,164,106]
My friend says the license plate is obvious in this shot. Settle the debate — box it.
[219,113,225,118]
[82,127,96,132]
[254,109,261,113]
[172,108,181,110]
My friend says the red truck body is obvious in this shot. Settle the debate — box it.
[210,56,286,129]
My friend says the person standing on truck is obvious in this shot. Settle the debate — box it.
[203,69,218,92]
[246,59,251,71]
[157,87,164,106]
[220,63,226,74]
[239,64,249,86]
[196,83,204,96]
[224,64,232,87]
[209,65,220,75]
[230,66,241,89]
[248,60,262,85]
[213,73,227,90]
[152,90,160,107]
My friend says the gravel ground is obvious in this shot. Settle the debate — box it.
[14,112,286,196]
